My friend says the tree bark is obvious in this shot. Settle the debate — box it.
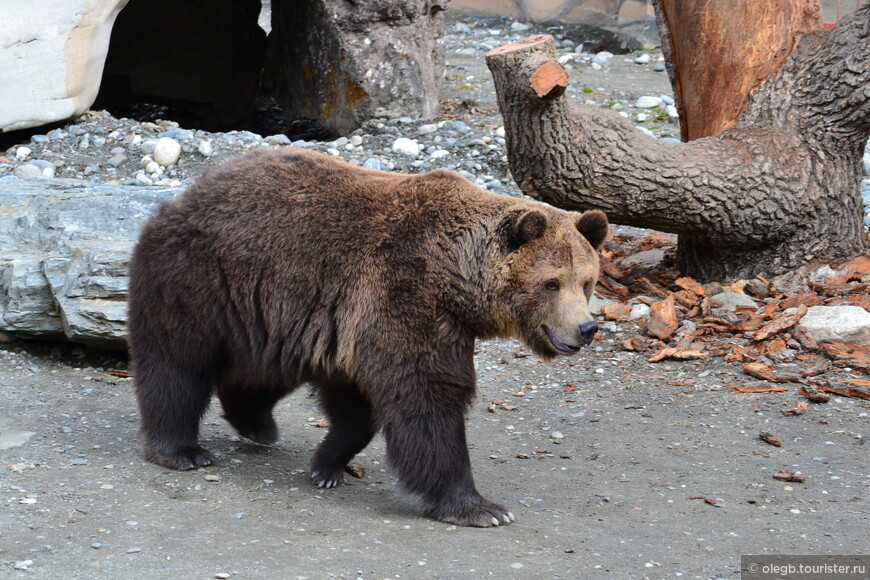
[655,0,824,141]
[485,3,870,281]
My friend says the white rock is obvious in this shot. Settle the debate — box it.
[152,137,181,167]
[665,104,679,118]
[430,150,450,160]
[392,137,420,157]
[13,163,44,180]
[0,0,127,132]
[510,21,530,32]
[800,305,870,345]
[144,161,160,174]
[629,304,651,321]
[417,124,438,135]
[634,53,652,64]
[635,96,663,109]
[636,113,649,122]
[197,140,213,156]
[495,126,505,138]
[15,146,32,160]
[350,135,363,146]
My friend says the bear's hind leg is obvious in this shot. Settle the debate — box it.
[310,383,376,488]
[385,406,515,528]
[218,383,288,445]
[136,365,216,470]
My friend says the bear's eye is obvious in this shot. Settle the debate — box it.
[545,280,560,292]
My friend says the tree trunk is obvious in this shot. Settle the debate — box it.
[656,0,823,141]
[485,2,869,281]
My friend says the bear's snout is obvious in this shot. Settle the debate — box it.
[577,320,598,346]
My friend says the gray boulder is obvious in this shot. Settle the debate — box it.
[800,305,870,346]
[0,179,181,349]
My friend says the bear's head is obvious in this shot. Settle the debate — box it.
[494,208,609,360]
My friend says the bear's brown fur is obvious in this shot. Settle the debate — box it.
[128,147,608,527]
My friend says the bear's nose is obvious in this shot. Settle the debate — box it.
[577,320,598,346]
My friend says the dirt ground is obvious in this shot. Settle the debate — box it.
[2,18,868,580]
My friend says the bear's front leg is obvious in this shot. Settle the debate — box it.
[384,405,515,527]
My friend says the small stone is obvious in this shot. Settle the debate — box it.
[665,104,679,118]
[635,95,663,108]
[198,140,213,156]
[13,163,44,180]
[363,158,381,171]
[14,560,33,570]
[634,53,651,64]
[710,291,757,313]
[152,137,182,167]
[417,124,438,135]
[204,474,221,482]
[108,154,127,167]
[430,150,450,160]
[392,138,420,156]
[350,135,363,146]
[265,134,291,146]
[145,161,161,175]
[127,547,141,554]
[653,62,666,72]
[91,543,102,549]
[216,574,231,579]
[15,146,32,160]
[510,21,530,32]
[629,304,651,320]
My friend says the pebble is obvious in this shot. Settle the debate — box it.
[14,560,33,570]
[635,95,663,108]
[14,163,44,180]
[15,146,31,160]
[204,474,221,482]
[392,137,420,157]
[198,140,214,156]
[153,137,182,167]
[634,53,651,64]
[108,154,127,167]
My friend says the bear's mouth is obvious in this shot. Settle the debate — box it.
[543,326,581,354]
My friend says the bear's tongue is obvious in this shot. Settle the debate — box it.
[544,326,580,354]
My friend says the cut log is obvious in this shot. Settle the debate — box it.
[485,3,870,281]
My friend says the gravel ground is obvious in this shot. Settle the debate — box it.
[1,13,868,580]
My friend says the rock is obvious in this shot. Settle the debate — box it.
[635,95,662,108]
[634,53,651,64]
[198,140,214,156]
[152,137,181,167]
[14,164,45,180]
[391,138,420,157]
[0,0,127,133]
[800,305,870,346]
[653,62,666,72]
[620,248,665,269]
[15,147,32,160]
[710,291,757,313]
[589,294,616,316]
[629,303,651,320]
[107,154,128,167]
[0,178,182,348]
[264,0,447,135]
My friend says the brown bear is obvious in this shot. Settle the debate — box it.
[127,147,608,527]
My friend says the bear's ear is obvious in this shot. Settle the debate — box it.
[510,210,548,247]
[575,210,609,249]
